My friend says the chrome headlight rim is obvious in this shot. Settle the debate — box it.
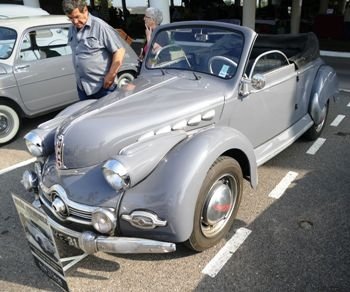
[91,208,117,234]
[24,131,44,157]
[102,159,130,191]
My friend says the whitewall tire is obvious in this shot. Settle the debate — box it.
[0,104,20,144]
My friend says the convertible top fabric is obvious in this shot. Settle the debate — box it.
[254,32,320,68]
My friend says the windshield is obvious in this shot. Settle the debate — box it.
[145,25,244,79]
[0,27,17,59]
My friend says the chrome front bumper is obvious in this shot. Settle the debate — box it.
[43,206,176,255]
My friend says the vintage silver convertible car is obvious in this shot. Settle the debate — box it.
[21,21,338,255]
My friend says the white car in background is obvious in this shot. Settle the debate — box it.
[0,4,49,19]
[0,15,139,145]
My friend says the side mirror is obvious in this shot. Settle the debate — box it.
[251,74,266,90]
[239,76,251,97]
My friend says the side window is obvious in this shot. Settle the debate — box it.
[19,27,71,62]
[250,50,289,77]
[0,27,17,59]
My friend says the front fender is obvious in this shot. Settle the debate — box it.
[119,126,257,242]
[310,65,339,124]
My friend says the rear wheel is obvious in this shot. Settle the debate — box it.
[0,103,21,145]
[304,101,329,140]
[186,156,243,252]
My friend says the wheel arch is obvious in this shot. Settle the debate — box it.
[309,64,338,125]
[117,69,137,78]
[222,148,252,186]
[0,96,24,118]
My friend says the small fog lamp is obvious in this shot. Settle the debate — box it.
[91,208,117,234]
[21,170,38,191]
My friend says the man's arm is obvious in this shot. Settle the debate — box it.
[103,47,125,88]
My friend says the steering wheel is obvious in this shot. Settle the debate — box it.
[154,44,192,69]
[208,56,238,74]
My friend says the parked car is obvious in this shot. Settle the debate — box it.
[0,4,49,19]
[21,21,338,255]
[0,15,139,144]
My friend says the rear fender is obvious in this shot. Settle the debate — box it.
[120,126,257,242]
[309,65,339,124]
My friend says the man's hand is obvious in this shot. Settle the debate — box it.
[104,47,125,88]
[103,72,115,88]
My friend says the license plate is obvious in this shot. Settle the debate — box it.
[52,229,80,249]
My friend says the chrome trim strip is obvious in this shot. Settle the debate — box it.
[121,210,167,230]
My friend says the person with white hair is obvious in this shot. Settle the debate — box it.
[139,7,168,60]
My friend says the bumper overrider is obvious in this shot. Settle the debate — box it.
[21,163,176,255]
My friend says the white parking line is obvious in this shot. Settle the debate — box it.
[202,227,251,278]
[330,114,346,127]
[306,138,326,155]
[268,171,298,199]
[0,158,36,175]
[347,102,350,107]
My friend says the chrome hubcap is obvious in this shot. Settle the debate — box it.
[201,174,237,238]
[0,113,10,136]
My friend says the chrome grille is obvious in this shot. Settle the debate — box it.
[38,183,100,226]
[68,206,92,221]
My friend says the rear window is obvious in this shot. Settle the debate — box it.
[0,27,17,59]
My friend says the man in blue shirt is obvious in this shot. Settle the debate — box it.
[62,0,126,100]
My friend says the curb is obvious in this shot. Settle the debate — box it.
[320,50,350,58]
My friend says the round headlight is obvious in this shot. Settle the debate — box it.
[102,159,130,191]
[91,208,117,234]
[24,132,44,157]
[21,170,38,191]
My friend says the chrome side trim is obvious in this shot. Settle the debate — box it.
[121,210,167,229]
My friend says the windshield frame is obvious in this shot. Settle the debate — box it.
[144,24,244,80]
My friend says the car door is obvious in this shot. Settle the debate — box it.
[230,50,299,147]
[13,25,78,113]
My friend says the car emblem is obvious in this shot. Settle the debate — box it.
[55,134,64,168]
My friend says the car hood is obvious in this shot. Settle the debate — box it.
[56,72,227,169]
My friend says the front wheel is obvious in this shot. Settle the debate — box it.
[304,101,329,140]
[116,72,135,88]
[0,103,21,145]
[186,156,243,252]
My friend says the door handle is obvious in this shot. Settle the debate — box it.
[15,64,30,70]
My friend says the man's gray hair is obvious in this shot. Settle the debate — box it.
[62,0,86,14]
[145,7,163,25]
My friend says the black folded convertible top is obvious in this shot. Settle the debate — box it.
[254,32,320,68]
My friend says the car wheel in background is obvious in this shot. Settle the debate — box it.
[116,72,135,88]
[0,102,21,145]
[304,101,329,141]
[186,156,243,252]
